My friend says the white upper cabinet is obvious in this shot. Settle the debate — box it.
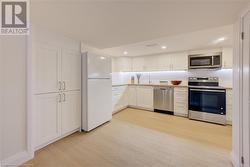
[61,49,81,91]
[222,47,233,69]
[158,54,172,71]
[112,57,132,72]
[171,52,188,71]
[36,44,60,94]
[132,56,145,72]
[111,48,231,72]
[61,91,81,135]
[143,55,160,71]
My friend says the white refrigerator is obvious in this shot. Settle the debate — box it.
[81,52,112,131]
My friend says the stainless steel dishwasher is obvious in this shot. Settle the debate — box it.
[153,87,174,113]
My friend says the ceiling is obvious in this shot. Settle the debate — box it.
[31,0,248,49]
[102,25,233,57]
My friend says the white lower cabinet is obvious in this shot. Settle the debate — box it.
[128,86,137,107]
[127,86,153,110]
[174,87,188,117]
[112,85,154,112]
[61,91,81,135]
[136,86,154,110]
[226,89,233,124]
[36,93,61,147]
[112,86,129,113]
[35,91,81,149]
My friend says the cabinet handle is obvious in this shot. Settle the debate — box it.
[63,81,66,90]
[58,94,62,102]
[58,81,62,90]
[63,93,66,102]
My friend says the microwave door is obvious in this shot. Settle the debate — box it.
[189,56,212,69]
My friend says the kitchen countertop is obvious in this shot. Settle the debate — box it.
[112,83,233,89]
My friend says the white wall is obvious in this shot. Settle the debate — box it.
[112,69,233,88]
[0,36,27,160]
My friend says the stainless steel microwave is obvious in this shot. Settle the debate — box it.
[188,52,222,69]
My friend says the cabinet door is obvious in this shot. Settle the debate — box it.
[61,49,81,91]
[171,53,188,71]
[112,86,128,112]
[132,57,145,72]
[128,86,137,106]
[144,56,160,71]
[174,87,188,117]
[113,57,132,72]
[36,44,60,94]
[222,48,233,69]
[61,91,81,135]
[158,54,171,71]
[136,86,153,110]
[36,93,61,147]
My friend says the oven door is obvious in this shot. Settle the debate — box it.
[189,56,212,69]
[188,88,226,115]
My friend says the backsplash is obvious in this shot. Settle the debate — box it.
[112,69,233,88]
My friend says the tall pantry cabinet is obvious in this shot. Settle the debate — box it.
[32,28,81,149]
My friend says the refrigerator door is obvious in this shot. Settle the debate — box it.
[87,52,111,79]
[86,78,112,131]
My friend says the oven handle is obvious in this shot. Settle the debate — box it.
[190,89,225,93]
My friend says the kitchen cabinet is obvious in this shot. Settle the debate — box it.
[36,45,60,94]
[126,52,188,72]
[132,57,145,72]
[35,93,61,147]
[112,86,128,113]
[112,57,132,72]
[143,55,160,71]
[36,91,81,148]
[111,48,232,72]
[36,46,81,94]
[222,48,233,69]
[34,34,81,149]
[226,89,233,124]
[128,86,137,106]
[61,49,81,91]
[171,53,188,71]
[157,54,172,71]
[61,91,81,135]
[127,85,154,110]
[158,53,188,71]
[136,86,154,110]
[174,87,188,117]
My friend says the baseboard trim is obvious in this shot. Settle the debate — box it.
[112,106,128,115]
[174,112,188,117]
[231,152,240,167]
[1,151,33,167]
[128,106,154,112]
[35,128,80,151]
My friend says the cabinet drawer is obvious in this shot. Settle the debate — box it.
[174,87,188,92]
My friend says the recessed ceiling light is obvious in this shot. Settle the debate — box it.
[100,56,106,60]
[161,46,167,49]
[213,37,226,44]
[217,37,225,42]
[123,51,128,55]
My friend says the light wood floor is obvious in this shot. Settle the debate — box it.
[22,108,232,167]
